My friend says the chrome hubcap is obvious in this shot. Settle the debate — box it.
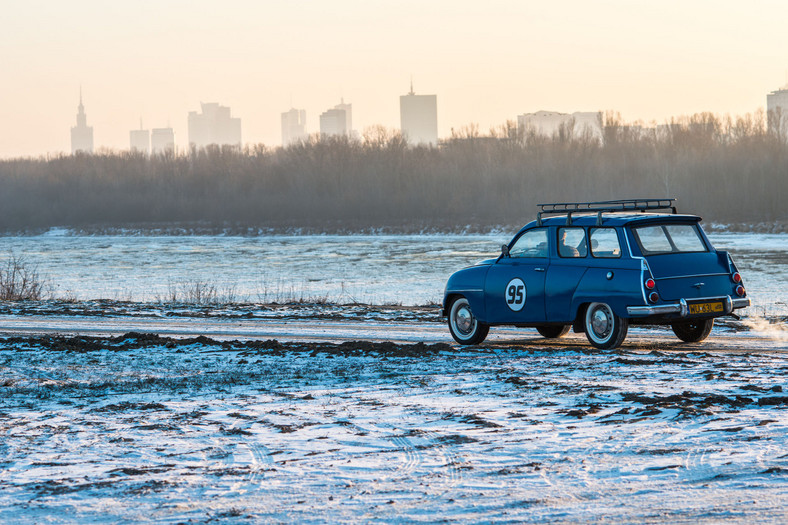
[591,307,612,338]
[455,306,473,334]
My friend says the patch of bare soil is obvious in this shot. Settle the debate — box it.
[0,300,443,323]
[4,331,453,357]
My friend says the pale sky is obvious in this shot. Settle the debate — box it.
[2,0,787,158]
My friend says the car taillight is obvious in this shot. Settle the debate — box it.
[735,285,746,297]
[732,272,742,283]
[648,291,659,303]
[645,278,656,290]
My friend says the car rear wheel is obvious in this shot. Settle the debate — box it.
[671,318,714,343]
[584,302,628,349]
[536,325,571,339]
[448,297,489,345]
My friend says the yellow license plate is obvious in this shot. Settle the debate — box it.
[689,302,724,315]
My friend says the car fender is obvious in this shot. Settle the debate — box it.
[443,264,491,322]
[570,266,642,319]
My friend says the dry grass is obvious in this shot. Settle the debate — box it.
[156,280,248,305]
[0,256,47,301]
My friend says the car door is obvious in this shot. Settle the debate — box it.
[484,228,548,323]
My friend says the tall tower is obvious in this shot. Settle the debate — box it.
[130,118,151,154]
[281,108,307,146]
[151,127,176,155]
[319,99,352,138]
[767,84,788,137]
[187,102,242,149]
[399,81,437,146]
[71,88,94,154]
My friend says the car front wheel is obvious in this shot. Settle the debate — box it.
[584,302,628,349]
[671,318,714,343]
[448,297,489,345]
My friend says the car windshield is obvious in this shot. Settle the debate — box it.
[509,228,548,258]
[633,224,707,255]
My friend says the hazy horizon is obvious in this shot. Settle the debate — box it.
[2,0,788,158]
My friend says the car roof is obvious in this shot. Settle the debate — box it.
[519,212,701,231]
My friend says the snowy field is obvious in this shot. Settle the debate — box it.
[1,230,787,522]
[2,329,788,523]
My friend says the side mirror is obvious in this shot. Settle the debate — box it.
[501,244,510,258]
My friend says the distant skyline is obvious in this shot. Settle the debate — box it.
[2,0,788,158]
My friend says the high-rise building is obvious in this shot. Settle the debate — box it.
[335,99,352,133]
[767,86,788,135]
[319,99,352,138]
[281,108,307,146]
[517,111,602,141]
[187,102,242,149]
[70,89,94,154]
[151,128,176,155]
[130,120,150,154]
[400,82,438,146]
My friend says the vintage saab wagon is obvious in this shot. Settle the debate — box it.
[443,199,750,349]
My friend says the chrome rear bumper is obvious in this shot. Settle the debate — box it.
[627,296,751,317]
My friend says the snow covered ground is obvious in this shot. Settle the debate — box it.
[1,314,788,523]
[0,230,786,522]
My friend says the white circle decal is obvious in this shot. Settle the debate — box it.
[505,278,526,311]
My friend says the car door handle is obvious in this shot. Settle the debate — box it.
[534,267,546,272]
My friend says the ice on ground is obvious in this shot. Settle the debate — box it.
[0,231,784,315]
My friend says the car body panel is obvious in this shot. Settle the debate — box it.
[443,211,750,330]
[568,265,643,319]
[443,263,491,321]
[484,256,548,323]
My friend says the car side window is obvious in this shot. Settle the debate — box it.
[590,228,621,258]
[509,228,548,258]
[557,227,587,258]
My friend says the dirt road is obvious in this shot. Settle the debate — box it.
[0,310,784,352]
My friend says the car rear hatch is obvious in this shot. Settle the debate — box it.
[646,252,732,301]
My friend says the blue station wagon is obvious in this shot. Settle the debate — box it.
[443,199,750,349]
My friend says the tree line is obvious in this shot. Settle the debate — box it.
[1,111,786,233]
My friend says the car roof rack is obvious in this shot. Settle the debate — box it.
[536,198,677,226]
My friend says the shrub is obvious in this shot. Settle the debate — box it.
[0,256,46,301]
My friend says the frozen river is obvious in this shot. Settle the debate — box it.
[0,230,786,315]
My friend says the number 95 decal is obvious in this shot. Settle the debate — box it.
[505,278,526,311]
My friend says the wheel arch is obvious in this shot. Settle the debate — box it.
[443,290,487,322]
[572,302,590,333]
[443,293,463,317]
[568,265,643,321]
[571,294,629,320]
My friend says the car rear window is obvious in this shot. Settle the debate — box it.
[633,224,707,255]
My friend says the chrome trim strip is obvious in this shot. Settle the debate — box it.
[655,272,729,281]
[623,228,635,259]
[624,229,651,306]
[685,295,735,302]
[638,259,648,305]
